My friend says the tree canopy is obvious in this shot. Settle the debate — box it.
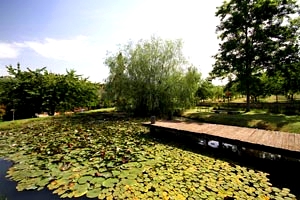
[105,36,201,117]
[210,0,300,111]
[0,63,100,120]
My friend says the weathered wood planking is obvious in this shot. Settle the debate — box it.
[143,121,300,159]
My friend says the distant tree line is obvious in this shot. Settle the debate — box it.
[0,63,100,120]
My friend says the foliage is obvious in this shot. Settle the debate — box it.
[0,63,100,120]
[211,0,300,111]
[0,112,297,199]
[0,105,5,120]
[105,36,201,117]
[196,80,213,101]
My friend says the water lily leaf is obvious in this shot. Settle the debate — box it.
[16,181,38,191]
[97,168,108,172]
[98,193,106,200]
[112,170,121,176]
[100,171,112,178]
[36,178,50,187]
[73,183,89,197]
[120,179,137,186]
[86,188,102,198]
[78,175,93,184]
[102,178,119,187]
[119,170,130,179]
[121,162,140,169]
[53,187,68,196]
[107,162,115,168]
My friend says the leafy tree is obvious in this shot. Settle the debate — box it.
[210,85,224,102]
[105,36,201,117]
[211,0,300,111]
[196,80,214,101]
[261,71,284,102]
[1,64,99,120]
[5,64,46,119]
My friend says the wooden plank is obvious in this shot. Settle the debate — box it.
[287,133,295,151]
[203,124,230,137]
[231,127,256,141]
[247,129,265,144]
[212,125,241,140]
[267,131,283,149]
[259,130,275,147]
[294,134,300,152]
[280,132,290,150]
[193,124,218,134]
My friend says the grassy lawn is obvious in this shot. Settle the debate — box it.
[0,107,116,130]
[229,94,300,103]
[0,110,298,199]
[183,108,300,133]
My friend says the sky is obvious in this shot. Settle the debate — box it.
[0,0,225,84]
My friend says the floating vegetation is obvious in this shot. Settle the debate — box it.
[0,114,297,199]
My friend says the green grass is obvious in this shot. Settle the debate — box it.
[0,116,51,130]
[84,107,116,113]
[0,107,115,130]
[183,108,300,133]
[230,94,300,103]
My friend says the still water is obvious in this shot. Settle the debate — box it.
[1,140,299,199]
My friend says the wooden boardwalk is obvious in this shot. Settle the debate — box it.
[143,120,300,159]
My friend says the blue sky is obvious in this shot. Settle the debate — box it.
[0,0,227,83]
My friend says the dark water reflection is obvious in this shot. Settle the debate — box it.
[0,159,61,200]
[0,159,97,200]
[1,143,300,199]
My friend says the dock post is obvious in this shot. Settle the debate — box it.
[219,141,223,149]
[150,116,156,124]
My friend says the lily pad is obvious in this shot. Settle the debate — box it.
[73,183,89,197]
[78,176,93,184]
[86,188,101,198]
[119,179,137,186]
[102,178,119,187]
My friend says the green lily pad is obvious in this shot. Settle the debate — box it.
[119,179,137,186]
[78,175,93,184]
[102,178,119,187]
[86,188,101,198]
[100,171,112,178]
[73,183,89,197]
[112,170,121,176]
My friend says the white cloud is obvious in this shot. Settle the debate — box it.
[105,0,222,78]
[24,36,103,62]
[0,42,24,59]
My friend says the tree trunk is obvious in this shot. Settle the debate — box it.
[246,85,250,112]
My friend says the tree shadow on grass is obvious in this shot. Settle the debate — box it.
[183,112,299,132]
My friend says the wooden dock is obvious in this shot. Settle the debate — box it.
[143,120,300,159]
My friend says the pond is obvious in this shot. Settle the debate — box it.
[0,115,299,199]
[0,159,61,200]
[0,159,97,200]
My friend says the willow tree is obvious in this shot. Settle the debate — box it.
[105,36,201,117]
[211,0,300,111]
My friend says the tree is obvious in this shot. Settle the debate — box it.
[105,36,201,117]
[196,79,214,101]
[1,64,99,120]
[211,0,300,111]
[261,71,284,102]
